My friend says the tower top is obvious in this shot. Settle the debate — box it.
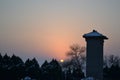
[83,30,108,39]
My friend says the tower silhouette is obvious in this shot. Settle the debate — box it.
[83,30,108,80]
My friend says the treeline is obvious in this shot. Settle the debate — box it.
[0,53,84,80]
[1,53,120,80]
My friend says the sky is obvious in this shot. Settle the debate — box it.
[0,0,120,64]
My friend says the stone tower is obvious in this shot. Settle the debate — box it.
[83,30,108,80]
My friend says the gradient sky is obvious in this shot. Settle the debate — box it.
[0,0,120,64]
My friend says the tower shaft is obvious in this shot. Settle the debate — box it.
[83,30,108,80]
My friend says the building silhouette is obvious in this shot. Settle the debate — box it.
[83,30,108,80]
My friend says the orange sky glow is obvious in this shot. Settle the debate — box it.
[0,0,120,64]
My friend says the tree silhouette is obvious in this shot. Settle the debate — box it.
[24,58,41,80]
[103,55,120,80]
[41,60,49,80]
[49,59,62,80]
[11,54,24,65]
[66,44,86,69]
